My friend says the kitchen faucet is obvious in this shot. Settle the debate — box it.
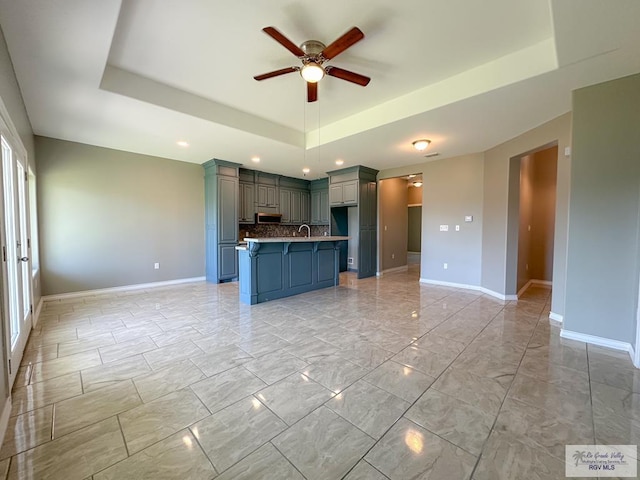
[298,224,311,237]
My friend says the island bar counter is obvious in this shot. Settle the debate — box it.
[237,236,349,305]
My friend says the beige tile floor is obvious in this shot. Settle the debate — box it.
[2,265,639,479]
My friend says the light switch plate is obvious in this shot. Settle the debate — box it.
[439,225,449,232]
[464,215,473,222]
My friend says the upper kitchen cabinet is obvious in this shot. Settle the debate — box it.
[328,170,360,206]
[204,159,240,283]
[238,169,255,224]
[255,172,279,213]
[310,178,329,225]
[301,190,311,224]
[279,176,310,224]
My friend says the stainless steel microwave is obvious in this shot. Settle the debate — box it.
[256,213,282,224]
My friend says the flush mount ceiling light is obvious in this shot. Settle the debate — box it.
[413,181,423,187]
[176,140,189,147]
[335,159,344,166]
[302,167,310,174]
[412,139,431,151]
[300,62,325,83]
[251,156,261,163]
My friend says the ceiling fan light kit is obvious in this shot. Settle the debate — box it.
[300,62,325,83]
[254,26,370,102]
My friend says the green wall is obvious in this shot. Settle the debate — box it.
[36,137,205,295]
[483,113,571,305]
[564,73,640,344]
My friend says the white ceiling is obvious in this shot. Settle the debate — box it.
[0,0,639,179]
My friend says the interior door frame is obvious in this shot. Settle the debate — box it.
[0,98,32,389]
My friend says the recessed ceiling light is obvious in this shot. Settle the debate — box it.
[408,174,416,178]
[251,156,260,163]
[177,140,189,147]
[302,167,310,174]
[413,181,423,187]
[335,159,344,166]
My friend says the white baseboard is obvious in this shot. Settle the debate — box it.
[560,328,635,364]
[0,396,11,449]
[517,279,553,297]
[517,281,532,298]
[32,297,44,329]
[379,265,408,276]
[549,312,563,324]
[419,278,517,301]
[42,276,206,302]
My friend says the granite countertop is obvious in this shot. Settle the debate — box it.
[243,236,350,243]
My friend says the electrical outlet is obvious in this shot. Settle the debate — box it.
[455,225,460,231]
[443,263,448,269]
[347,257,354,265]
[391,253,395,259]
[154,263,160,269]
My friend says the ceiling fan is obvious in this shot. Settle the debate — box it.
[254,26,371,102]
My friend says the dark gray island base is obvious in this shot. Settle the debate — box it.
[237,236,349,305]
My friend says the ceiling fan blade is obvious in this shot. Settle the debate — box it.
[321,27,364,60]
[254,67,298,81]
[262,26,305,57]
[326,67,370,86]
[307,82,318,102]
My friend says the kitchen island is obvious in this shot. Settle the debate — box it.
[237,236,349,305]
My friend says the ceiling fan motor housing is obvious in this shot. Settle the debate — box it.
[300,40,326,59]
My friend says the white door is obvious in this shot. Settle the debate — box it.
[1,135,32,387]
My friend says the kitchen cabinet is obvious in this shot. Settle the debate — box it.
[358,180,377,278]
[278,176,311,225]
[238,237,347,304]
[327,165,378,279]
[255,172,279,213]
[279,188,310,224]
[279,189,291,223]
[310,178,329,225]
[257,184,277,209]
[301,190,310,224]
[239,182,255,223]
[204,159,240,282]
[329,179,358,206]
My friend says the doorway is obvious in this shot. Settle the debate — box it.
[378,174,422,273]
[506,144,558,297]
[1,132,33,388]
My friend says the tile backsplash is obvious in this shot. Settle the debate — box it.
[240,224,330,239]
